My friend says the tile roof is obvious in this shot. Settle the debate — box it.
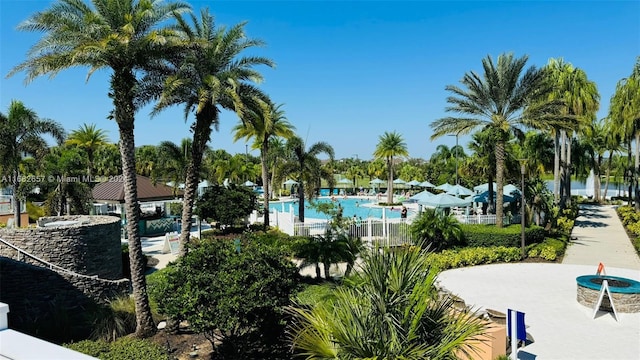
[92,175,180,202]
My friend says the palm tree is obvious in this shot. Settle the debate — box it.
[94,143,121,177]
[144,8,273,255]
[156,139,194,195]
[431,53,561,227]
[281,136,334,222]
[233,100,295,230]
[609,58,640,208]
[373,131,408,204]
[344,165,363,194]
[65,123,109,177]
[135,145,158,178]
[0,100,65,227]
[545,58,600,208]
[9,0,191,337]
[288,247,486,359]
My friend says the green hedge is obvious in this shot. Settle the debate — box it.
[425,246,522,271]
[526,237,567,261]
[65,338,170,360]
[461,224,545,248]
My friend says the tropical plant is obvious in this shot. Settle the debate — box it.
[134,145,158,178]
[410,208,464,251]
[41,146,92,215]
[373,131,409,204]
[431,53,562,227]
[142,8,273,256]
[233,100,295,230]
[281,136,334,222]
[609,57,640,208]
[9,0,192,337]
[287,247,486,359]
[151,238,299,357]
[93,143,122,177]
[545,58,599,208]
[195,183,257,229]
[65,123,109,177]
[155,139,193,195]
[0,100,65,227]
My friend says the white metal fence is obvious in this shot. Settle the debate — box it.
[453,214,512,225]
[272,210,414,247]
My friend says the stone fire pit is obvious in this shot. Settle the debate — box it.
[576,275,640,313]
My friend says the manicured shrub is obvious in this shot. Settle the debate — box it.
[66,338,170,360]
[461,224,545,248]
[556,216,575,234]
[526,236,567,261]
[152,238,299,358]
[424,246,522,271]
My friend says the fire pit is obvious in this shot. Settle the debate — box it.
[576,275,640,313]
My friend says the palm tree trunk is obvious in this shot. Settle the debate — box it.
[604,152,613,200]
[178,150,203,257]
[323,261,331,280]
[565,135,572,207]
[635,132,640,211]
[495,141,505,228]
[594,155,602,203]
[487,174,495,214]
[12,175,21,228]
[560,130,567,208]
[113,69,156,338]
[298,180,305,222]
[387,157,394,204]
[261,141,270,231]
[629,141,633,207]
[554,131,560,204]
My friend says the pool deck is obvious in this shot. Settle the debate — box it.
[438,204,640,360]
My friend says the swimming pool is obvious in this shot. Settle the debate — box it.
[269,197,404,220]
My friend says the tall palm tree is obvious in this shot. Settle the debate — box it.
[94,143,122,176]
[0,100,65,227]
[65,123,109,177]
[373,131,408,204]
[609,58,640,208]
[9,0,191,337]
[545,58,600,208]
[288,247,486,359]
[281,136,334,222]
[144,8,273,255]
[233,100,295,230]
[431,53,562,227]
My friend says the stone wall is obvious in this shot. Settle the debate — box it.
[0,215,122,279]
[577,285,640,313]
[0,257,129,341]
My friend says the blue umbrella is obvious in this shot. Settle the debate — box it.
[418,193,471,208]
[472,191,516,203]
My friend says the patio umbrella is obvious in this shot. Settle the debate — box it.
[419,180,436,188]
[472,191,516,203]
[417,193,471,208]
[435,183,454,192]
[369,178,385,185]
[473,182,497,193]
[503,184,521,196]
[446,184,474,197]
[409,190,434,202]
[393,178,407,184]
[243,180,255,187]
[407,180,421,186]
[338,178,352,184]
[283,179,298,185]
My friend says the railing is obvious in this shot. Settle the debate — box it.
[274,211,414,247]
[454,214,510,225]
[0,236,103,280]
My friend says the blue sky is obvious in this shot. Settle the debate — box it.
[1,1,639,160]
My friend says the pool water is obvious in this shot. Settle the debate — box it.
[269,197,404,220]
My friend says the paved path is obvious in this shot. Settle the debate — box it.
[562,204,640,270]
[438,204,640,359]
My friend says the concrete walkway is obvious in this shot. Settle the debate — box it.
[562,204,640,270]
[438,204,640,359]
